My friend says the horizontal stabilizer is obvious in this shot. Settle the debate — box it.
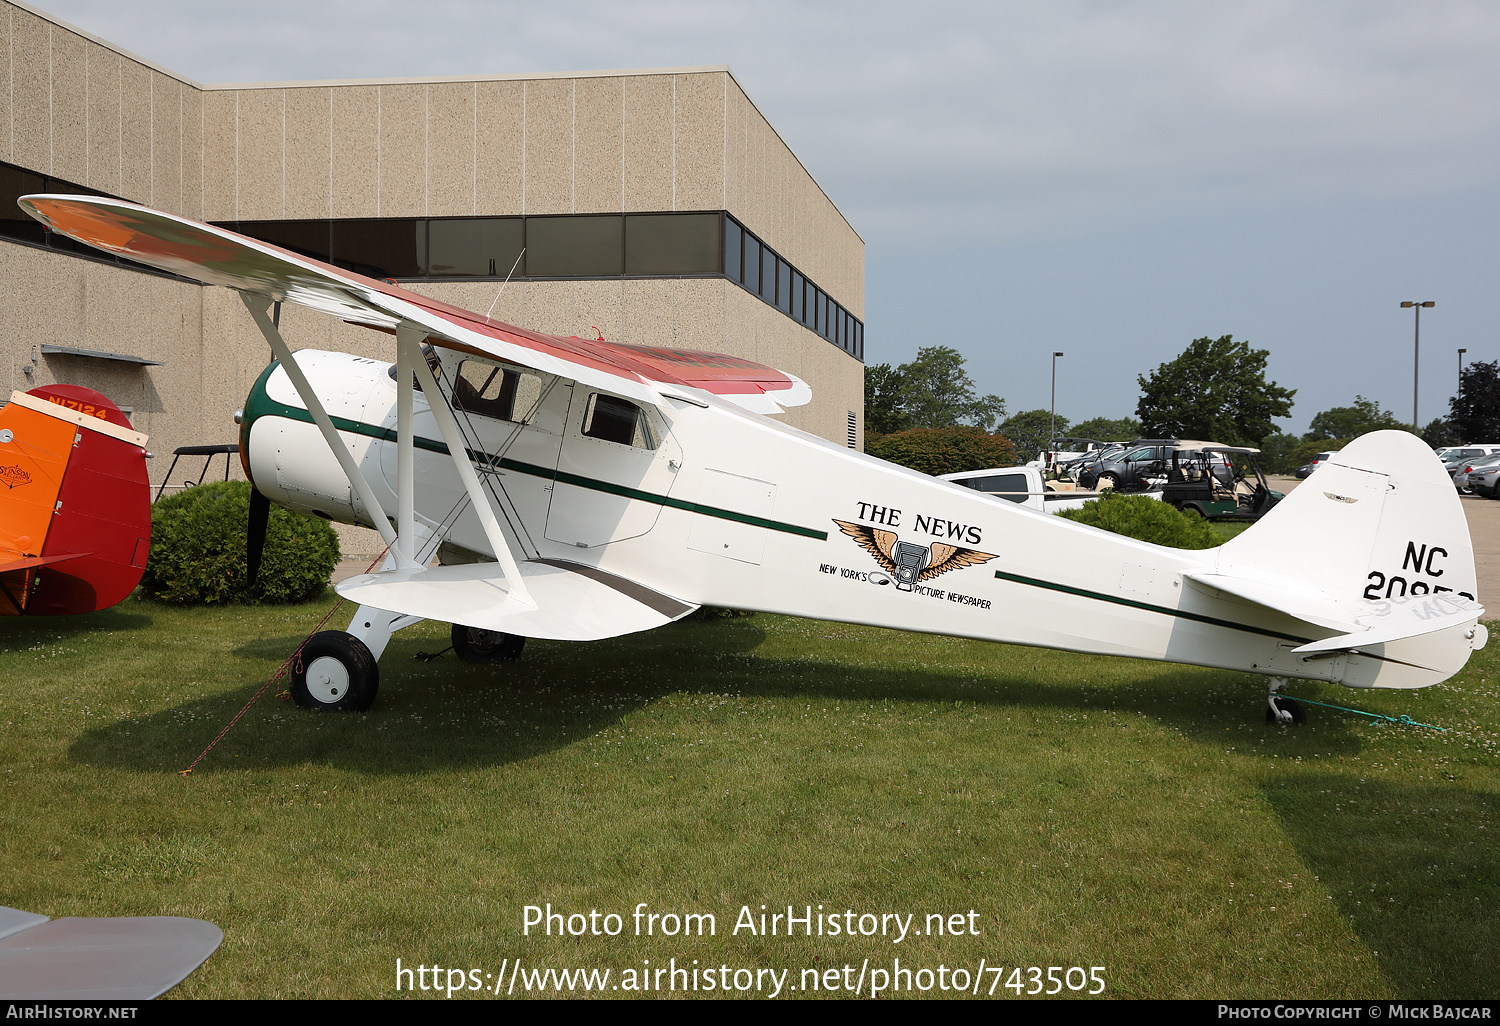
[1292,594,1486,655]
[1181,570,1361,633]
[0,906,222,999]
[0,552,91,574]
[336,558,697,641]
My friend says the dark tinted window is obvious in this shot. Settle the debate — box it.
[625,213,720,274]
[235,220,333,263]
[527,215,623,276]
[791,271,805,322]
[969,473,1031,502]
[777,260,792,314]
[761,246,775,301]
[425,218,523,277]
[0,165,47,245]
[724,217,742,282]
[744,236,761,294]
[332,219,421,277]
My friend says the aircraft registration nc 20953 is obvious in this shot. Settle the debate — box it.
[18,194,1489,724]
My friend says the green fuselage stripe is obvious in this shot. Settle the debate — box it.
[992,569,1313,644]
[249,401,827,541]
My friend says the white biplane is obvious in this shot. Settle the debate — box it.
[19,195,1489,724]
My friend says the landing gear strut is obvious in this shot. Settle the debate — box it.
[451,624,526,662]
[1265,676,1306,725]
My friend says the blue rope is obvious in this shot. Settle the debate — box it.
[1285,695,1448,731]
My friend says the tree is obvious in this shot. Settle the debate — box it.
[997,409,1068,462]
[1137,335,1295,445]
[864,363,912,435]
[864,426,1017,476]
[1070,416,1142,442]
[1255,429,1300,476]
[862,346,1005,438]
[1421,417,1459,449]
[1305,396,1405,441]
[1448,360,1500,442]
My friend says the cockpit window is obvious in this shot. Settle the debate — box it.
[581,393,656,449]
[453,359,544,424]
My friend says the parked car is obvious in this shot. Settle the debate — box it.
[1294,451,1340,479]
[1076,440,1181,491]
[940,465,1132,514]
[1454,453,1500,493]
[1437,445,1500,465]
[1469,464,1500,499]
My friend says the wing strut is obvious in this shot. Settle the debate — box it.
[401,326,536,611]
[241,293,418,569]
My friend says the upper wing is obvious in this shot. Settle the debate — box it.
[18,195,812,414]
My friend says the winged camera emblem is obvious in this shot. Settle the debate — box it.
[832,519,998,592]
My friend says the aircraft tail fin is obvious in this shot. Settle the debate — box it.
[0,387,150,615]
[1219,430,1478,606]
[1203,431,1485,685]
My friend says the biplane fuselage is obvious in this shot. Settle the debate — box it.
[18,192,1488,717]
[242,346,1483,694]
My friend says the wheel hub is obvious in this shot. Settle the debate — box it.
[306,655,349,704]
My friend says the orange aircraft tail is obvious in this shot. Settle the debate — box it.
[0,385,150,615]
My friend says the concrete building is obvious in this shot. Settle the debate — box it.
[0,1,865,553]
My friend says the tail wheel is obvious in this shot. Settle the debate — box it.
[290,631,379,711]
[451,624,526,662]
[1265,697,1307,725]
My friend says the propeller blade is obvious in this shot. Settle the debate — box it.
[246,486,270,587]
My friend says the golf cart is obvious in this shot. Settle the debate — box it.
[1160,442,1282,521]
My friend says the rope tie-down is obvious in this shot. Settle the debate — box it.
[180,546,391,776]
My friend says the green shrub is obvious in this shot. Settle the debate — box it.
[864,426,1017,476]
[142,481,340,605]
[1058,493,1223,549]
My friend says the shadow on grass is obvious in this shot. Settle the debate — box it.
[0,605,155,652]
[68,616,772,774]
[67,611,1383,775]
[1263,774,1500,998]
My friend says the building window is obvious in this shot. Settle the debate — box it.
[625,212,720,275]
[216,207,863,361]
[526,215,623,277]
[426,218,523,278]
[724,218,742,284]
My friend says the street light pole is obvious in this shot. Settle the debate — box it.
[1458,348,1467,391]
[1400,301,1434,430]
[1050,352,1064,469]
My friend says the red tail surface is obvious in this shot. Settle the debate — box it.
[0,385,150,615]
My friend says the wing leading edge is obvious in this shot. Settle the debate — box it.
[18,195,812,414]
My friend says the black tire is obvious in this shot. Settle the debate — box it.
[451,624,526,662]
[1182,503,1206,519]
[1265,698,1307,725]
[1098,473,1119,491]
[290,631,379,711]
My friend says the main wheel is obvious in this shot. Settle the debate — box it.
[290,631,379,711]
[451,624,526,662]
[1265,698,1307,725]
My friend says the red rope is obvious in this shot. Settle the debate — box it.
[180,546,391,776]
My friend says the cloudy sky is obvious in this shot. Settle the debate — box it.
[35,0,1500,434]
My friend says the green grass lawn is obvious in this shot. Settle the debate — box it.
[1,594,1495,999]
